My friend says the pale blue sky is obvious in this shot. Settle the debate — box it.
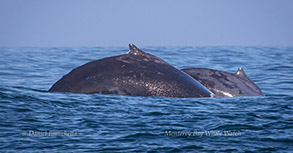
[0,0,292,46]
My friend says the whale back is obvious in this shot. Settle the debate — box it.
[182,68,264,97]
[49,44,213,98]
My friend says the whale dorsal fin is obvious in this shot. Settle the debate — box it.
[235,67,248,78]
[129,43,139,51]
[128,43,146,55]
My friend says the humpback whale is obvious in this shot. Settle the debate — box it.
[182,68,264,97]
[49,44,214,98]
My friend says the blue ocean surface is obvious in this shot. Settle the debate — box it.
[0,46,292,152]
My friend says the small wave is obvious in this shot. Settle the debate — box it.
[212,124,263,131]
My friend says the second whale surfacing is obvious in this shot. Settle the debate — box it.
[182,67,264,97]
[49,44,214,98]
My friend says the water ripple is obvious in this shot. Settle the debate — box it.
[0,46,292,152]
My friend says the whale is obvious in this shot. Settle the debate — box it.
[49,44,214,98]
[181,67,264,97]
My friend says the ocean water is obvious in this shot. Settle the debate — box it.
[0,46,292,152]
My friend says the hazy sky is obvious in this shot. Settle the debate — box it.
[0,0,293,46]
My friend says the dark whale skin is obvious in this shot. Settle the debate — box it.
[49,44,214,98]
[182,67,264,97]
